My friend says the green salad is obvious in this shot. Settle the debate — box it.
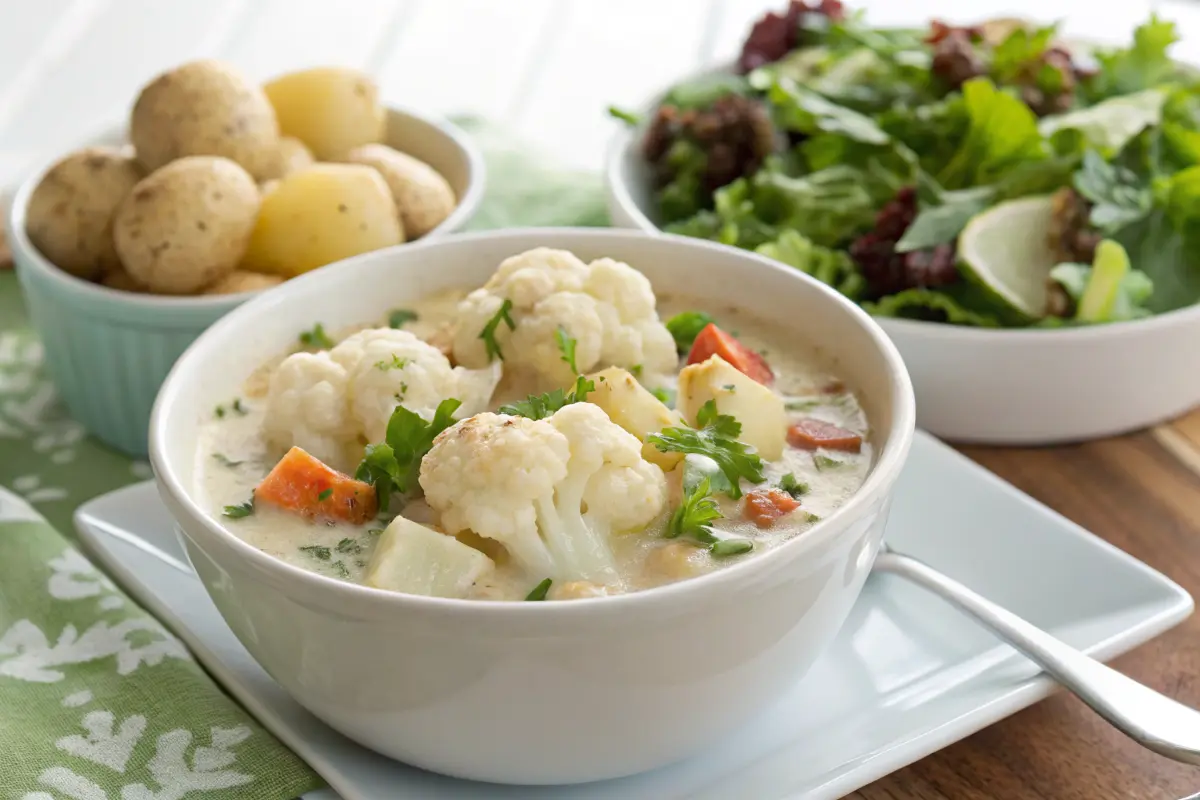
[621,1,1200,328]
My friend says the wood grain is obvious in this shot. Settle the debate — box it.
[852,409,1200,800]
[0,227,10,271]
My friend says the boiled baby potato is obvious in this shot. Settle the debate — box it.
[342,144,456,238]
[678,355,786,460]
[25,147,142,279]
[262,136,314,181]
[241,163,403,277]
[264,67,385,160]
[131,60,280,180]
[204,270,283,294]
[586,366,683,470]
[113,156,260,295]
[100,265,147,293]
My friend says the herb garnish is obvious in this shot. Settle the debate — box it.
[336,537,363,555]
[332,560,350,578]
[668,476,722,543]
[213,453,243,468]
[555,326,579,374]
[665,311,714,353]
[388,309,419,328]
[813,454,848,471]
[375,354,410,371]
[479,298,516,361]
[299,323,335,349]
[299,545,331,561]
[648,400,765,498]
[222,499,254,519]
[317,488,332,501]
[778,473,809,498]
[607,106,641,126]
[232,398,246,415]
[214,405,226,419]
[525,578,553,601]
[355,398,462,510]
[499,376,595,420]
[651,387,675,407]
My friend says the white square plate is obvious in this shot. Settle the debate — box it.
[74,431,1192,800]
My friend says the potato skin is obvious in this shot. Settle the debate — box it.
[131,60,280,180]
[241,163,402,277]
[342,144,456,238]
[203,270,283,294]
[113,156,260,294]
[26,147,142,279]
[100,264,148,293]
[264,67,385,160]
[261,136,314,181]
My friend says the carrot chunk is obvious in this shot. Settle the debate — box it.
[787,419,863,453]
[686,323,774,385]
[743,489,802,529]
[255,446,378,525]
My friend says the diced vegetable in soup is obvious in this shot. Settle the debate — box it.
[197,247,872,601]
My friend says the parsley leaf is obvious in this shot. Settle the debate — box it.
[499,376,596,420]
[299,545,331,561]
[222,499,254,519]
[525,578,553,601]
[648,401,765,499]
[1073,149,1153,233]
[336,537,363,554]
[479,298,516,361]
[651,387,676,407]
[354,398,462,509]
[388,308,419,328]
[555,326,579,374]
[665,311,714,353]
[710,538,754,557]
[779,473,810,498]
[212,453,243,468]
[317,488,332,501]
[375,354,410,371]
[332,560,350,578]
[668,476,722,542]
[299,323,335,349]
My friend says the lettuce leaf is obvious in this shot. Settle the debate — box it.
[1073,150,1154,233]
[755,230,866,299]
[1114,210,1200,313]
[765,77,891,145]
[936,78,1047,190]
[1085,16,1180,101]
[1039,89,1165,156]
[863,288,1002,327]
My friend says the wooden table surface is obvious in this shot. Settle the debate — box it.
[850,415,1200,800]
[4,2,1200,798]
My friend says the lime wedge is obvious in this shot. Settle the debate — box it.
[957,195,1059,322]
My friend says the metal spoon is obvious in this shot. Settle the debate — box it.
[874,543,1200,766]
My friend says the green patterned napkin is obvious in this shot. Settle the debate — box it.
[0,117,610,798]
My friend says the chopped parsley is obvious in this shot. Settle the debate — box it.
[214,405,226,419]
[555,326,579,374]
[784,398,822,411]
[630,364,644,378]
[710,538,754,557]
[668,476,721,543]
[375,354,410,371]
[648,400,765,498]
[525,578,553,601]
[813,454,848,471]
[367,528,384,536]
[778,473,809,498]
[651,387,676,407]
[299,323,335,349]
[317,488,333,501]
[499,376,595,420]
[665,311,714,353]
[299,544,331,561]
[232,398,246,415]
[721,384,737,392]
[479,298,516,361]
[222,499,254,519]
[388,308,419,328]
[332,560,350,578]
[336,537,363,555]
[355,398,462,511]
[212,453,243,468]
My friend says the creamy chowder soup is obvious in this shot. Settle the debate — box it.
[198,247,872,601]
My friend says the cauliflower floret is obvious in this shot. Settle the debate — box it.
[451,248,678,386]
[420,404,668,587]
[331,328,501,442]
[263,352,353,466]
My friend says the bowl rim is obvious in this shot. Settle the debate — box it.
[602,64,1200,343]
[5,104,487,313]
[150,226,916,620]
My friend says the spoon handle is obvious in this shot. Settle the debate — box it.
[874,548,1200,766]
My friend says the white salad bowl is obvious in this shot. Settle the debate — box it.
[605,77,1200,445]
[149,228,915,785]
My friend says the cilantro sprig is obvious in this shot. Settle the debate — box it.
[299,323,335,350]
[355,398,461,510]
[648,400,765,498]
[479,298,516,361]
[555,326,579,374]
[499,376,595,421]
[668,455,754,557]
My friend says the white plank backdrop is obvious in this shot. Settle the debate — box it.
[0,0,1196,188]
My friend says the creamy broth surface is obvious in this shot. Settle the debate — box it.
[198,275,872,602]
